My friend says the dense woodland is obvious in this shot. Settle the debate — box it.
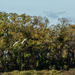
[0,12,75,72]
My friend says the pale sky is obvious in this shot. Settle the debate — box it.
[0,0,75,25]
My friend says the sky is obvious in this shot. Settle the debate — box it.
[0,0,75,25]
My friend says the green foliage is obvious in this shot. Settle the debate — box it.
[0,11,75,72]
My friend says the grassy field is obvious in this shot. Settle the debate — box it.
[0,68,75,75]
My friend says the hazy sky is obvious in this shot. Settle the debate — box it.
[0,0,75,25]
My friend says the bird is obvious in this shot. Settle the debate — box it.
[13,41,19,46]
[21,38,28,44]
[13,38,28,46]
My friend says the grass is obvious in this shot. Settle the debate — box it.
[0,69,75,75]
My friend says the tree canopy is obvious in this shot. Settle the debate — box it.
[0,12,75,72]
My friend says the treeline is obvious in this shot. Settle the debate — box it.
[0,12,75,72]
